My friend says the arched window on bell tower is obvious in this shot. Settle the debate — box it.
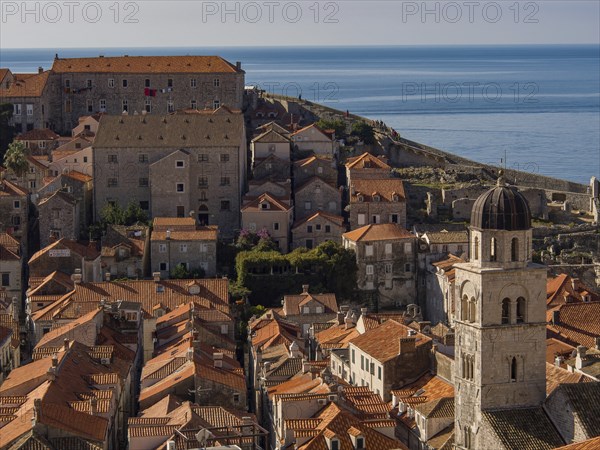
[501,298,510,324]
[464,426,472,449]
[511,237,519,261]
[490,237,497,262]
[461,295,469,321]
[473,236,479,260]
[469,297,477,323]
[516,297,526,323]
[510,357,517,382]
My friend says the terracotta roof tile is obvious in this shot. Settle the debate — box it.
[343,224,414,243]
[0,71,50,97]
[350,178,405,202]
[16,128,60,141]
[51,55,242,74]
[346,152,391,171]
[547,302,600,347]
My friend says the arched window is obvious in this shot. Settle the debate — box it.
[473,237,479,260]
[516,297,526,323]
[490,237,497,262]
[462,354,467,378]
[469,297,477,323]
[510,357,517,382]
[501,298,510,324]
[511,238,519,261]
[526,237,530,260]
[461,295,469,321]
[464,426,472,449]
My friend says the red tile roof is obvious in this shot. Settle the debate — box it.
[51,55,242,74]
[343,224,414,243]
[346,152,391,171]
[16,128,60,141]
[350,178,405,202]
[0,71,50,97]
[547,302,600,347]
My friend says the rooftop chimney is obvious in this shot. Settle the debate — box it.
[71,272,82,284]
[302,359,311,374]
[555,355,564,367]
[236,61,241,70]
[63,338,70,351]
[51,353,58,368]
[399,337,416,354]
[166,229,171,240]
[302,284,309,294]
[575,346,587,370]
[186,347,194,362]
[337,311,345,326]
[90,397,98,415]
[38,66,43,74]
[105,272,111,282]
[153,272,161,282]
[360,307,368,315]
[33,398,42,426]
[47,366,56,381]
[571,277,578,291]
[213,352,223,368]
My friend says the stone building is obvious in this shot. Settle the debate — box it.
[343,224,417,309]
[92,110,246,239]
[280,285,338,336]
[0,177,28,243]
[101,224,149,279]
[38,190,80,247]
[48,142,94,177]
[292,211,345,249]
[150,217,218,278]
[291,124,338,158]
[36,170,93,240]
[28,238,102,282]
[40,55,244,133]
[345,152,392,185]
[453,178,552,449]
[0,69,53,132]
[250,128,291,166]
[0,234,22,318]
[348,178,407,230]
[293,154,338,187]
[344,319,432,401]
[15,128,61,155]
[252,154,291,182]
[294,176,342,220]
[241,193,293,252]
[424,254,465,327]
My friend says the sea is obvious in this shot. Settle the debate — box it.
[1,45,599,184]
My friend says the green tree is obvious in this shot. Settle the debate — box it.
[316,118,346,138]
[170,263,205,279]
[351,121,375,145]
[0,104,15,161]
[3,140,29,177]
[100,201,147,226]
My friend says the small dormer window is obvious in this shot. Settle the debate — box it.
[357,194,364,202]
[354,436,365,449]
[373,194,381,202]
[392,194,399,202]
[261,202,269,210]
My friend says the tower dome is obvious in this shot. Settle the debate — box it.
[470,175,531,231]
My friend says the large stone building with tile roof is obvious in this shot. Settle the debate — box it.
[92,109,246,238]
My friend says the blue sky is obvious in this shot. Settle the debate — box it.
[1,1,599,48]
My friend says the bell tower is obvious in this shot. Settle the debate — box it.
[454,176,547,449]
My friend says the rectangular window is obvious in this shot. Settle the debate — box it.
[138,153,148,163]
[316,224,321,231]
[65,79,71,88]
[167,100,174,113]
[378,366,382,380]
[139,201,149,210]
[145,98,151,113]
[325,225,331,233]
[213,78,220,87]
[86,99,93,113]
[220,200,230,211]
[200,243,208,253]
[385,243,393,254]
[306,239,313,249]
[108,154,118,163]
[220,177,230,186]
[107,178,118,187]
[198,154,208,162]
[99,99,106,112]
[159,244,167,253]
[366,265,374,275]
[13,200,20,209]
[86,79,92,88]
[177,206,185,217]
[220,154,229,162]
[145,78,150,88]
[357,213,366,226]
[404,242,412,253]
[176,183,184,192]
[307,225,313,233]
[1,273,9,286]
[405,263,411,272]
[108,78,114,88]
[190,100,197,109]
[391,213,399,224]
[190,78,197,88]
[273,222,280,231]
[122,99,128,112]
[213,100,220,109]
[122,79,128,88]
[65,99,72,113]
[167,78,173,87]
[365,245,374,257]
[385,263,392,274]
[352,349,355,363]
[138,178,148,187]
[198,177,208,188]
[159,262,168,271]
[26,104,33,116]
[14,104,21,115]
[12,215,21,225]
[180,244,188,253]
[360,355,364,370]
[175,160,184,168]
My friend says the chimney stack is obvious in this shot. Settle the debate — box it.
[555,355,564,367]
[90,397,98,415]
[360,307,368,315]
[105,272,111,282]
[302,284,309,294]
[47,366,56,381]
[32,398,42,426]
[153,272,161,282]
[575,346,587,370]
[63,338,70,351]
[186,347,194,362]
[399,337,416,354]
[213,352,223,368]
[302,359,311,374]
[337,311,344,325]
[51,353,58,368]
[38,66,43,74]
[236,61,242,70]
[71,269,82,284]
